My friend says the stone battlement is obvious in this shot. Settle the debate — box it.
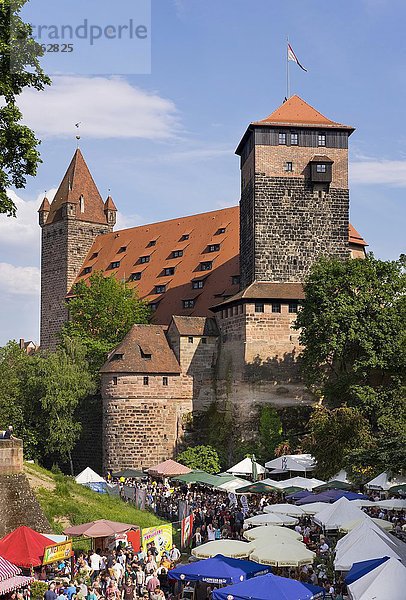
[0,438,24,475]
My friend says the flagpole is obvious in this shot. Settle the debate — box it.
[286,37,290,99]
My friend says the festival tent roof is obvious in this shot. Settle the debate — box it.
[64,519,139,538]
[298,502,331,515]
[313,496,367,530]
[0,557,20,581]
[265,454,316,473]
[0,556,34,594]
[314,480,353,492]
[168,554,270,584]
[347,557,406,600]
[344,556,390,585]
[111,469,146,479]
[278,477,326,490]
[330,469,350,483]
[335,520,393,554]
[236,482,280,494]
[375,498,406,510]
[365,472,391,491]
[263,503,305,517]
[172,470,207,483]
[296,492,334,505]
[334,526,403,571]
[227,458,266,477]
[286,490,313,500]
[75,467,105,484]
[0,526,54,568]
[216,477,252,493]
[249,540,316,567]
[244,513,298,527]
[339,517,394,533]
[147,459,191,477]
[325,490,368,501]
[243,525,302,542]
[212,572,325,600]
[388,483,406,494]
[350,499,377,508]
[192,541,254,560]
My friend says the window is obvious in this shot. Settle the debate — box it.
[110,261,120,269]
[208,244,220,252]
[318,133,326,147]
[111,353,123,361]
[163,376,168,386]
[143,376,149,386]
[285,162,293,172]
[202,337,207,344]
[140,350,152,360]
[200,261,212,271]
[192,280,204,289]
[217,227,226,234]
[155,285,166,294]
[278,132,287,145]
[181,234,190,241]
[148,240,157,247]
[291,132,298,145]
[90,252,99,260]
[149,303,157,311]
[79,195,84,213]
[130,272,142,281]
[232,275,240,285]
[183,299,195,309]
[172,249,183,258]
[272,302,281,313]
[112,376,118,386]
[316,164,327,173]
[289,302,299,313]
[188,336,194,343]
[164,267,175,276]
[255,302,264,313]
[83,266,92,275]
[140,255,150,264]
[118,246,127,253]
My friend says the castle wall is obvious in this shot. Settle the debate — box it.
[101,373,193,471]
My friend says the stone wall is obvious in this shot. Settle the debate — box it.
[101,373,193,471]
[0,439,23,475]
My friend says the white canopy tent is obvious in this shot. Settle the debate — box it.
[313,496,367,530]
[244,513,298,527]
[265,454,316,473]
[75,467,105,484]
[216,477,251,493]
[365,472,406,492]
[336,520,393,554]
[375,498,406,510]
[261,476,325,491]
[243,525,302,542]
[263,503,305,517]
[339,517,394,533]
[329,469,349,483]
[299,501,332,515]
[227,457,266,477]
[347,557,406,600]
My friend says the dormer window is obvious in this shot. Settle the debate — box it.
[83,266,92,275]
[231,275,240,285]
[318,133,326,147]
[90,252,99,260]
[155,285,166,294]
[130,272,142,281]
[110,261,120,269]
[118,246,127,253]
[149,303,158,311]
[183,299,195,309]
[200,261,212,271]
[140,256,150,264]
[164,267,175,276]
[111,353,124,361]
[148,240,157,247]
[172,250,183,258]
[216,227,226,235]
[284,162,293,172]
[181,234,190,241]
[316,164,326,173]
[192,280,204,289]
[140,349,152,360]
[208,244,220,253]
[79,195,85,213]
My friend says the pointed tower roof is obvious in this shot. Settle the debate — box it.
[104,195,117,211]
[46,149,107,225]
[38,196,50,213]
[254,95,353,129]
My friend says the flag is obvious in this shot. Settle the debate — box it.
[181,514,194,549]
[287,43,307,72]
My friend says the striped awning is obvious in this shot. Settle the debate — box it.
[0,557,20,582]
[0,576,34,595]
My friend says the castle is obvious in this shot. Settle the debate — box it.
[39,96,367,471]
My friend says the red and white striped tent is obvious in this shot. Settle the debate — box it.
[0,556,33,596]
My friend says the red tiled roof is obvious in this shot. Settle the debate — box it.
[255,95,353,129]
[171,315,219,336]
[73,206,367,325]
[46,149,108,225]
[349,223,368,246]
[104,196,117,211]
[38,197,50,213]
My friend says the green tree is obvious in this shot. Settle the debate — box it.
[295,255,406,477]
[258,405,283,461]
[177,445,221,474]
[63,272,151,373]
[0,0,50,215]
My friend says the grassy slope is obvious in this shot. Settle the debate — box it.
[25,462,164,534]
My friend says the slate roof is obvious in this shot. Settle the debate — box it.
[212,282,306,310]
[171,315,219,336]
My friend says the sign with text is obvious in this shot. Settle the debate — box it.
[43,540,73,565]
[141,524,172,561]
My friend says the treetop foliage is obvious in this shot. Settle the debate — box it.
[177,445,221,474]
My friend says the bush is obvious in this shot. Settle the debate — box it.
[31,581,48,600]
[177,445,220,474]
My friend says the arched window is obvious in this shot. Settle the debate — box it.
[79,195,85,213]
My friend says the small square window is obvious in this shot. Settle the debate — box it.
[255,302,264,313]
[217,227,226,234]
[140,256,150,264]
[140,349,152,360]
[285,162,293,172]
[202,337,207,344]
[316,164,327,173]
[162,376,168,386]
[110,261,120,269]
[272,302,281,313]
[130,272,142,281]
[148,240,157,247]
[183,299,195,309]
[143,376,149,385]
[208,244,220,253]
[291,132,298,145]
[318,133,326,147]
[83,266,92,275]
[112,376,118,386]
[188,336,194,343]
[278,132,287,145]
[289,302,299,313]
[192,280,204,289]
[164,267,175,276]
[231,275,240,285]
[155,285,166,294]
[172,250,183,258]
[118,246,127,253]
[200,261,212,271]
[181,234,190,241]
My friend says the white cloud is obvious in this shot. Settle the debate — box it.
[0,263,40,296]
[115,211,145,230]
[18,76,179,140]
[350,160,406,186]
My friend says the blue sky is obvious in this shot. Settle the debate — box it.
[0,0,405,345]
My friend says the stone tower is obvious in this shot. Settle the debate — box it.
[236,95,354,288]
[39,149,117,350]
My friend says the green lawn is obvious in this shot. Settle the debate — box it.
[25,462,165,534]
